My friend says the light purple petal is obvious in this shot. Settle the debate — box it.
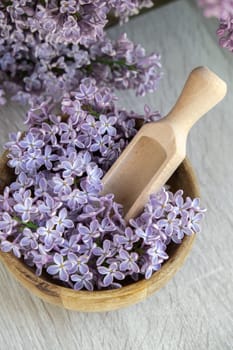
[54,253,63,265]
[98,266,108,275]
[59,268,69,282]
[47,265,60,275]
[103,273,113,287]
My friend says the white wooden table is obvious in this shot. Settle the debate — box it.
[0,1,232,349]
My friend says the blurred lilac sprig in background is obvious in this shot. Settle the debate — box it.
[0,0,161,106]
[198,0,233,52]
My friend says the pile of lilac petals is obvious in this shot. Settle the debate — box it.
[0,84,206,290]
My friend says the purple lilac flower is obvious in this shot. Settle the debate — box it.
[62,189,87,209]
[144,259,162,280]
[198,0,233,52]
[188,210,205,234]
[71,272,94,291]
[146,188,172,218]
[79,240,97,257]
[75,79,97,100]
[10,172,33,191]
[61,153,85,178]
[173,190,192,215]
[68,252,89,274]
[90,134,110,154]
[52,175,74,195]
[116,227,139,250]
[38,194,62,216]
[0,187,14,212]
[51,208,74,233]
[171,211,193,242]
[119,250,140,273]
[198,0,233,18]
[60,1,78,15]
[98,262,124,287]
[19,133,44,150]
[134,224,161,244]
[32,244,52,276]
[191,197,206,212]
[42,122,59,145]
[37,221,59,249]
[1,240,21,258]
[147,241,168,264]
[158,211,180,236]
[47,253,73,282]
[20,228,39,250]
[78,220,101,243]
[14,197,37,222]
[59,118,78,140]
[81,115,99,135]
[97,115,117,136]
[86,165,103,186]
[0,213,17,235]
[34,177,48,198]
[60,235,81,255]
[43,146,58,170]
[93,240,113,265]
[24,149,44,172]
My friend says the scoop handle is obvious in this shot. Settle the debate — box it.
[165,67,227,133]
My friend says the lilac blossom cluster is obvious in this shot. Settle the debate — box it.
[0,83,205,290]
[198,0,233,52]
[0,0,161,106]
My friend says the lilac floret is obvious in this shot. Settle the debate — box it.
[43,145,58,170]
[119,250,140,273]
[19,133,44,150]
[158,211,180,236]
[47,253,73,282]
[188,210,205,234]
[52,175,74,195]
[61,153,84,178]
[1,240,21,258]
[98,262,124,287]
[51,208,74,233]
[78,220,101,243]
[68,252,89,274]
[62,189,87,209]
[37,220,58,248]
[0,213,17,235]
[97,115,117,136]
[38,194,62,216]
[20,228,39,250]
[60,235,81,255]
[198,0,233,53]
[116,227,139,250]
[147,240,168,264]
[14,197,37,222]
[92,239,113,265]
[71,272,94,291]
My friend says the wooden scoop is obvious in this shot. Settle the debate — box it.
[102,67,227,222]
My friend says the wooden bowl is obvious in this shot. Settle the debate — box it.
[0,153,199,312]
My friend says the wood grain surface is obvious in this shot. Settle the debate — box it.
[0,0,232,349]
